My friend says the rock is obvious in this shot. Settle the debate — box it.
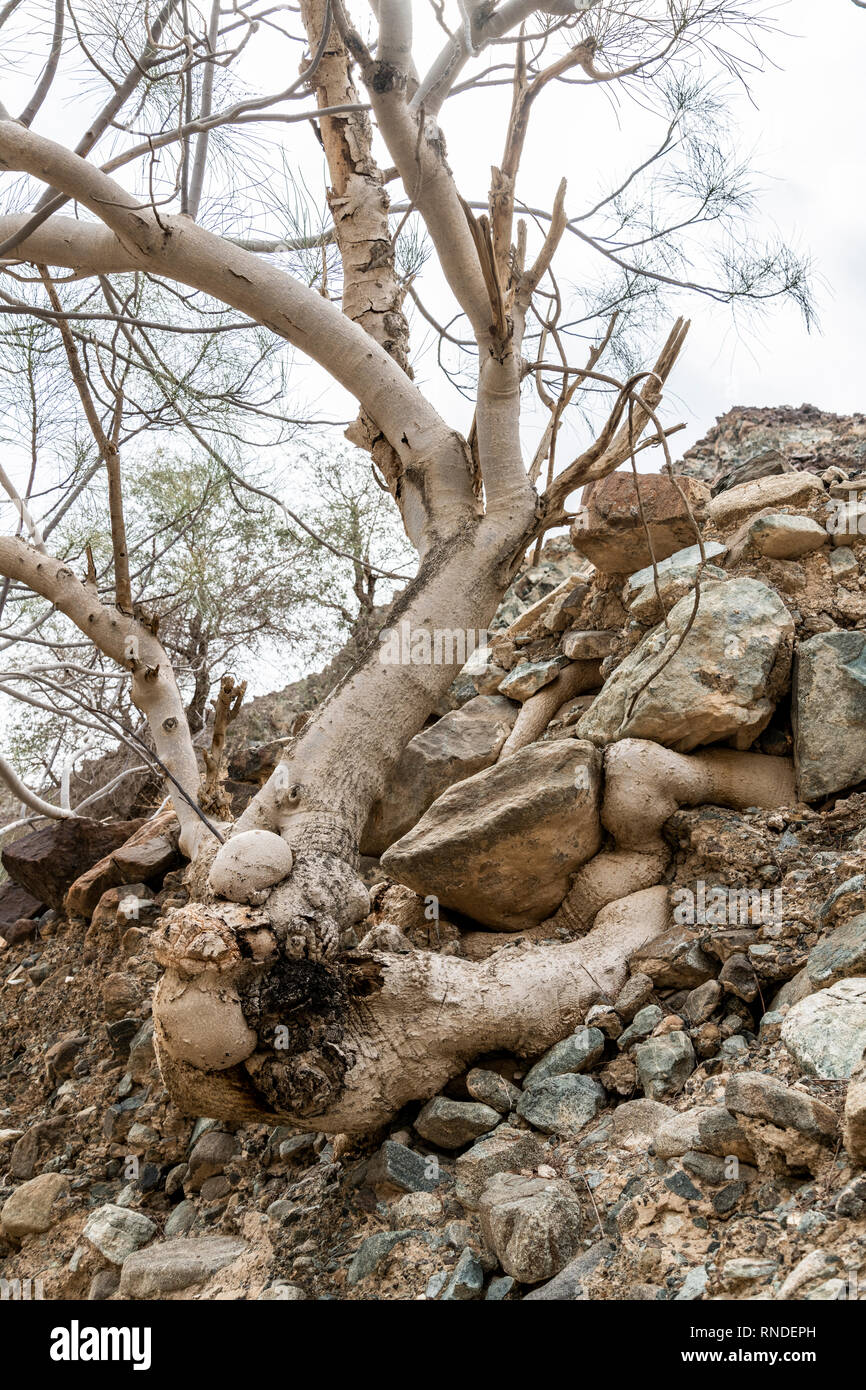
[685,979,722,1024]
[2,817,143,910]
[830,546,858,578]
[0,1173,69,1239]
[777,1249,840,1301]
[89,885,157,942]
[570,472,711,575]
[119,1236,247,1298]
[0,880,44,926]
[578,579,793,752]
[794,630,866,801]
[630,929,715,989]
[361,696,518,855]
[366,1140,442,1194]
[390,1191,443,1225]
[624,541,728,599]
[654,1110,705,1159]
[748,512,827,559]
[807,914,866,991]
[543,582,590,633]
[695,1107,755,1162]
[485,1275,516,1300]
[381,740,602,930]
[164,1201,196,1237]
[781,978,866,1079]
[347,1230,414,1286]
[440,1246,485,1300]
[843,1080,866,1166]
[725,1071,838,1175]
[610,1099,675,1151]
[478,1173,583,1284]
[65,812,181,918]
[674,1264,709,1301]
[454,1127,546,1209]
[635,1032,695,1099]
[600,1053,637,1096]
[561,630,617,660]
[258,1282,307,1300]
[187,1130,240,1190]
[516,1074,605,1135]
[82,1203,157,1264]
[522,1239,615,1300]
[719,953,759,1002]
[414,1097,500,1149]
[614,972,654,1021]
[465,1068,521,1115]
[618,1004,664,1051]
[127,1020,156,1081]
[499,656,569,701]
[45,1034,88,1081]
[625,567,728,628]
[101,971,141,1021]
[707,471,824,530]
[523,1028,605,1087]
[720,1257,779,1287]
[820,875,866,929]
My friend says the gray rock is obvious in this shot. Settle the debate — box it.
[127,1019,155,1082]
[186,1130,240,1191]
[516,1074,606,1135]
[499,656,569,701]
[440,1246,485,1300]
[454,1126,545,1210]
[522,1239,615,1300]
[725,1071,837,1141]
[685,979,723,1024]
[164,1200,196,1237]
[366,1139,441,1193]
[807,914,866,990]
[618,1004,664,1051]
[609,1099,675,1151]
[361,695,518,855]
[258,1282,306,1300]
[119,1236,247,1298]
[578,578,793,752]
[465,1068,521,1115]
[523,1028,605,1087]
[486,1275,516,1300]
[748,513,827,559]
[346,1230,414,1286]
[561,630,616,660]
[82,1203,157,1264]
[781,978,866,1079]
[624,541,728,597]
[635,1031,696,1099]
[843,1080,866,1166]
[674,1264,709,1301]
[479,1173,582,1284]
[794,630,866,800]
[614,972,654,1021]
[414,1097,500,1150]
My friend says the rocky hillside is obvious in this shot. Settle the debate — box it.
[2,417,866,1304]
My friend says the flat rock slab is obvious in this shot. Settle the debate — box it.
[578,577,793,752]
[707,472,824,530]
[119,1236,248,1298]
[381,739,602,930]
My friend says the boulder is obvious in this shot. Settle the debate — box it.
[454,1127,546,1210]
[0,1173,69,1239]
[707,471,824,530]
[793,630,866,801]
[570,472,710,575]
[3,817,143,910]
[82,1203,157,1264]
[610,1099,675,1151]
[119,1236,248,1298]
[361,695,518,855]
[748,512,828,559]
[465,1069,521,1115]
[577,579,793,752]
[629,928,715,989]
[478,1173,583,1284]
[413,1097,500,1149]
[516,1074,605,1134]
[781,978,866,1079]
[522,1028,605,1087]
[498,657,569,701]
[381,740,602,930]
[0,880,43,926]
[725,1071,838,1175]
[366,1140,443,1195]
[635,1031,695,1099]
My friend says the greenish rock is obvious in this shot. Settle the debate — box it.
[82,1203,157,1264]
[516,1074,605,1135]
[807,913,866,989]
[781,978,866,1079]
[618,1004,664,1051]
[440,1247,484,1301]
[635,1031,696,1099]
[414,1097,500,1150]
[523,1028,605,1088]
[794,631,866,800]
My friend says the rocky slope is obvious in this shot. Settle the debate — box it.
[2,416,866,1303]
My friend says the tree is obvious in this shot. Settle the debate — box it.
[0,0,811,1129]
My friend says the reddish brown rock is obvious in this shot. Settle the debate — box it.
[2,818,143,911]
[570,472,710,575]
